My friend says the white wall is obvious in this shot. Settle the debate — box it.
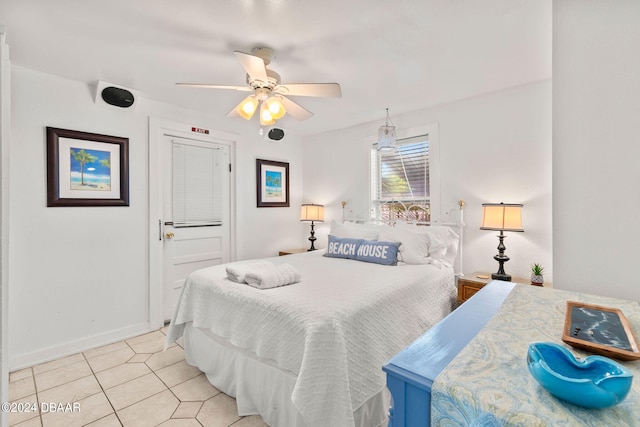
[304,80,553,282]
[553,1,640,301]
[9,65,303,368]
[234,133,304,260]
[1,31,11,427]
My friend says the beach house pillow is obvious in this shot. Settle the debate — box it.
[330,220,379,240]
[355,240,401,266]
[377,226,430,265]
[324,235,362,259]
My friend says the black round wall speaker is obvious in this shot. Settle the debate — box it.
[101,86,135,108]
[268,128,285,141]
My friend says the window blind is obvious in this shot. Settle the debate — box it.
[172,142,223,227]
[371,135,430,222]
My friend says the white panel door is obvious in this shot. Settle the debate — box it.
[162,136,230,321]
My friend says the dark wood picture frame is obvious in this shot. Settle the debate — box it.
[46,127,130,207]
[562,301,640,360]
[256,159,289,208]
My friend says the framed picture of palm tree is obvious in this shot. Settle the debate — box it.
[256,159,289,207]
[46,127,129,207]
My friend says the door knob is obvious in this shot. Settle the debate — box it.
[165,232,175,239]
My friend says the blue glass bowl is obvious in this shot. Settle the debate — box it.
[527,342,633,408]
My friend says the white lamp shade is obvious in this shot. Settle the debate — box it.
[259,103,275,126]
[236,96,258,120]
[265,96,286,120]
[300,204,324,222]
[480,203,524,232]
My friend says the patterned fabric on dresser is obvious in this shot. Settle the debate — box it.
[431,284,640,426]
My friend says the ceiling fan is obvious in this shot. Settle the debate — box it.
[176,47,342,126]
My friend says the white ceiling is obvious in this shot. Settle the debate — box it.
[0,0,551,136]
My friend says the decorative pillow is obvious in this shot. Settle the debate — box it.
[355,240,401,266]
[324,235,362,259]
[329,220,379,240]
[377,226,430,265]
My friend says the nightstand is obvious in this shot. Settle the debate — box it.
[457,271,527,305]
[278,248,309,256]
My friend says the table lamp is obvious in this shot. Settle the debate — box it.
[480,202,524,281]
[300,204,324,251]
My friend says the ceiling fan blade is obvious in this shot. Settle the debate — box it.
[175,83,253,92]
[280,96,314,121]
[275,83,342,98]
[226,105,241,118]
[234,51,268,83]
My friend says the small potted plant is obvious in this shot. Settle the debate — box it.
[531,263,544,286]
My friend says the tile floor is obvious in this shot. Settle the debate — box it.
[8,327,269,427]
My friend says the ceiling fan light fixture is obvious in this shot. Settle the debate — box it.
[177,47,341,126]
[377,107,397,152]
[265,96,286,120]
[260,103,276,126]
[236,95,259,120]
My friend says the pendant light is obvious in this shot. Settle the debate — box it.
[377,107,397,152]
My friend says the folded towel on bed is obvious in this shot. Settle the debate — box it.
[244,263,302,289]
[226,261,276,283]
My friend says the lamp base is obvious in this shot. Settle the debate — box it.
[491,272,512,282]
[490,231,512,282]
[307,237,316,251]
[307,221,317,251]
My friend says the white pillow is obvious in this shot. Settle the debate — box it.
[329,220,380,240]
[421,226,460,265]
[377,226,430,265]
[387,223,460,266]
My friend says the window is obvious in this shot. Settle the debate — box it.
[370,134,431,223]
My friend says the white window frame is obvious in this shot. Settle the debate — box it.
[367,123,441,223]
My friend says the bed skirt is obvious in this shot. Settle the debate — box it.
[183,323,389,427]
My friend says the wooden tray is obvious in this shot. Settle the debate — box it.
[562,301,640,361]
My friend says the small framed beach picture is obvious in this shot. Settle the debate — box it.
[256,159,289,208]
[46,127,130,207]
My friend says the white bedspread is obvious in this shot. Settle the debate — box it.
[166,251,455,427]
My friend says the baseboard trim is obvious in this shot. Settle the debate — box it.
[9,322,152,371]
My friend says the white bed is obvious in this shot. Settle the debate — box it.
[166,223,460,427]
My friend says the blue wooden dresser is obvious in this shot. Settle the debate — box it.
[382,281,515,427]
